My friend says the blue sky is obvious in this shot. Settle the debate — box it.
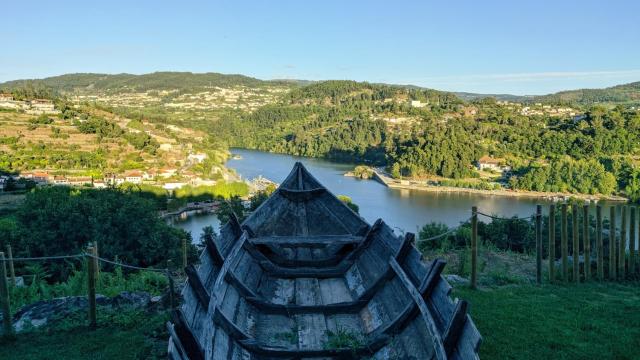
[2,0,639,94]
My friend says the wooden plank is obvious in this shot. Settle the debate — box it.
[250,235,363,248]
[184,265,211,307]
[171,309,205,360]
[295,278,328,350]
[278,187,326,202]
[319,278,363,336]
[389,257,447,360]
[246,296,366,315]
[443,300,469,356]
[166,322,188,360]
[204,233,225,266]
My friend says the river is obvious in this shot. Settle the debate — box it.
[173,149,568,241]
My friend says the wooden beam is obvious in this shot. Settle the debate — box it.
[224,271,258,299]
[171,309,205,360]
[277,187,326,202]
[245,297,367,315]
[184,265,211,308]
[390,257,447,360]
[228,212,243,239]
[204,234,225,266]
[249,235,363,248]
[443,300,469,355]
[395,232,416,263]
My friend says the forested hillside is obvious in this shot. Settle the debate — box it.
[2,74,639,200]
[533,81,640,105]
[207,81,640,199]
[0,72,291,93]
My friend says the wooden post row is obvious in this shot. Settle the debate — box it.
[471,206,478,290]
[572,204,579,282]
[535,205,542,285]
[87,247,97,329]
[6,245,16,287]
[0,252,13,336]
[549,204,556,283]
[561,204,568,282]
[596,206,604,281]
[610,206,616,280]
[583,205,590,281]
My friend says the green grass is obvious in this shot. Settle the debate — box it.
[454,282,640,359]
[0,308,168,359]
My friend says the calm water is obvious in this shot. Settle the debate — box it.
[174,148,563,240]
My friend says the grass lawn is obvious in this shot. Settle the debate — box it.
[0,309,168,360]
[454,282,640,359]
[2,283,638,359]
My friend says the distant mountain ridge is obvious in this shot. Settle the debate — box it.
[2,71,639,105]
[0,72,291,93]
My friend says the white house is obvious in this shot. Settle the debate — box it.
[410,100,427,108]
[477,156,510,173]
[187,153,207,163]
[124,171,143,184]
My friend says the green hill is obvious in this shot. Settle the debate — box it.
[0,71,290,93]
[532,81,640,105]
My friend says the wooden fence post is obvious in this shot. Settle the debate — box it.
[561,204,568,282]
[0,252,13,336]
[631,207,637,275]
[609,206,616,280]
[182,238,188,271]
[572,204,579,283]
[6,245,15,287]
[596,206,604,281]
[94,241,100,279]
[167,269,175,310]
[87,247,97,329]
[471,206,478,290]
[583,205,590,281]
[620,206,627,279]
[536,205,542,285]
[549,204,556,283]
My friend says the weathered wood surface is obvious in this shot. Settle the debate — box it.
[169,162,481,359]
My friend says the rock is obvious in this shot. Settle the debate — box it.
[11,295,107,332]
[8,291,156,333]
[110,291,151,308]
[445,274,469,285]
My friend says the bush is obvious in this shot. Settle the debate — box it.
[10,187,194,282]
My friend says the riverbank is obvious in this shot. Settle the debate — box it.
[160,201,218,219]
[357,169,628,203]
